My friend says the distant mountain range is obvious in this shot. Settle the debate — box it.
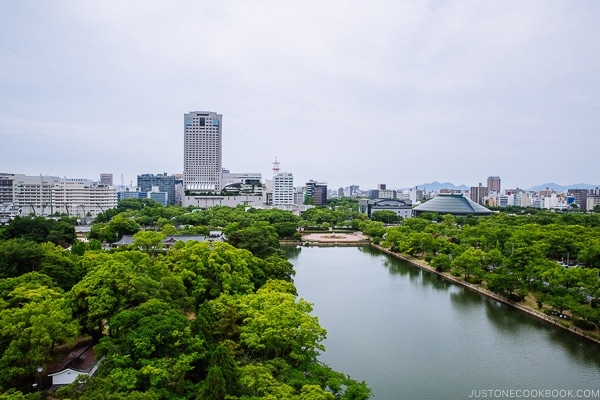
[402,181,599,192]
[526,183,600,192]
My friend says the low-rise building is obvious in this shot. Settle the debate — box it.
[359,198,413,219]
[183,194,266,209]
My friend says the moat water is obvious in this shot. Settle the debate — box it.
[284,246,600,400]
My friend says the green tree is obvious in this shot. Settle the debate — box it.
[578,241,600,268]
[3,216,76,246]
[0,284,79,387]
[170,241,256,304]
[263,255,296,282]
[431,254,452,272]
[88,214,140,242]
[451,248,486,280]
[202,365,226,400]
[240,280,326,365]
[486,266,523,297]
[208,344,241,396]
[370,210,400,224]
[132,231,166,256]
[225,222,281,259]
[358,221,386,241]
[299,385,335,400]
[238,363,296,399]
[405,232,435,258]
[69,252,163,338]
[272,222,299,239]
[0,239,44,279]
[40,242,82,290]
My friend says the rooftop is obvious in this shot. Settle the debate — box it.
[413,193,493,216]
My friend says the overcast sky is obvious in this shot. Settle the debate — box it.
[1,1,599,191]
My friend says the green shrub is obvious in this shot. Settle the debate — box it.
[573,318,597,331]
[508,293,524,302]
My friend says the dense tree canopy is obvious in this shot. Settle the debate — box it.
[0,200,372,399]
[0,216,76,246]
[380,211,600,329]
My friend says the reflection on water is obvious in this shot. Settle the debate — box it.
[281,245,301,260]
[449,287,485,309]
[291,246,600,400]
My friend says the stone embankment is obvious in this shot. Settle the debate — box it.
[372,244,600,346]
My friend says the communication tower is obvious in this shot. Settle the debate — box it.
[272,157,281,176]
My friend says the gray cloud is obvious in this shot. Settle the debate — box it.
[1,1,599,190]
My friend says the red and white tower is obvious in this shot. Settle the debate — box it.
[272,157,281,176]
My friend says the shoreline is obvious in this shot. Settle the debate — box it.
[372,244,600,346]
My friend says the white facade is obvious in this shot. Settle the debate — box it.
[586,195,600,211]
[51,179,117,221]
[221,172,262,186]
[184,111,222,193]
[273,172,294,206]
[1,174,116,221]
[10,174,61,216]
[49,365,100,386]
[183,194,266,209]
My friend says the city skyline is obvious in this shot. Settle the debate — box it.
[1,2,599,190]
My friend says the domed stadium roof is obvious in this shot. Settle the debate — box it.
[413,193,492,216]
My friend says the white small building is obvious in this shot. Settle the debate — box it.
[48,344,100,386]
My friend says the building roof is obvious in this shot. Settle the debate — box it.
[48,342,97,376]
[370,199,412,207]
[113,234,206,246]
[112,232,224,247]
[413,193,493,216]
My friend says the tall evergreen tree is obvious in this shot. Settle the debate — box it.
[202,365,226,400]
[209,344,241,396]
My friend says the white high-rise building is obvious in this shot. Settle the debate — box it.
[184,111,223,192]
[273,172,294,206]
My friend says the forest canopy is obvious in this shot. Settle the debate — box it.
[0,203,371,400]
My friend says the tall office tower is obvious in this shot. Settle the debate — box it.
[184,111,223,192]
[487,176,501,193]
[273,172,294,205]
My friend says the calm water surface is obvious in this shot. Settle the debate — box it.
[285,246,600,400]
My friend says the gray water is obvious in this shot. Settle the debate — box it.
[285,246,600,400]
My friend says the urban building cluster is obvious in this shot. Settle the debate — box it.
[467,176,600,212]
[2,110,599,224]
